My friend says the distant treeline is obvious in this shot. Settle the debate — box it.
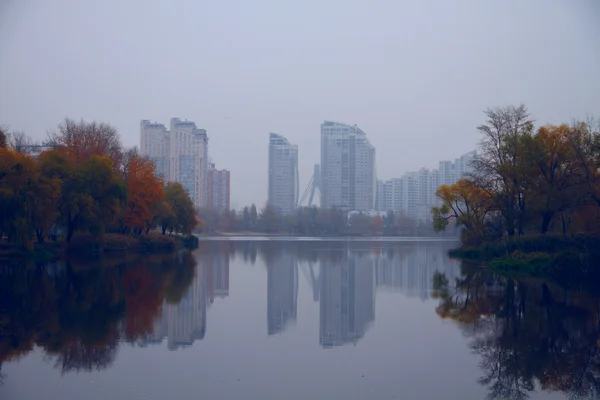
[197,204,458,237]
[0,119,197,250]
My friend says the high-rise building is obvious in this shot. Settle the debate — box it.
[140,120,170,179]
[140,118,210,208]
[268,133,299,215]
[207,163,230,212]
[169,118,208,208]
[320,121,376,211]
[375,150,476,223]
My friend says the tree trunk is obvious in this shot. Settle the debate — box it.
[540,211,554,234]
[162,225,167,235]
[66,223,75,242]
[36,228,44,244]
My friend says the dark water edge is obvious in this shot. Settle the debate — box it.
[1,239,599,400]
[0,233,199,262]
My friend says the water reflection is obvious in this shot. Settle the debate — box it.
[434,263,600,400]
[2,240,598,400]
[0,251,196,375]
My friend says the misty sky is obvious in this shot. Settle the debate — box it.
[1,1,599,208]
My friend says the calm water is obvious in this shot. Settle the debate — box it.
[1,239,598,400]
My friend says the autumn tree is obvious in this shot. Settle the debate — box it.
[0,126,7,148]
[432,178,494,244]
[121,154,165,234]
[49,118,123,167]
[0,148,37,248]
[528,124,587,234]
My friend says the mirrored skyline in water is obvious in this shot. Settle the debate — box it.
[2,239,593,400]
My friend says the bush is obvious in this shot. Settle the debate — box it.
[139,233,175,251]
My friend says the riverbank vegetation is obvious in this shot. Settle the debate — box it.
[0,120,199,256]
[197,204,457,237]
[432,104,600,270]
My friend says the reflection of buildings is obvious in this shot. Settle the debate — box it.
[267,253,298,335]
[138,252,230,350]
[319,251,375,348]
[374,243,460,300]
[206,251,230,302]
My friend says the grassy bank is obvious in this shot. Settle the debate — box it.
[449,234,599,278]
[0,233,199,261]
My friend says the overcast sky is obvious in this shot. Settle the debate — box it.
[1,0,599,208]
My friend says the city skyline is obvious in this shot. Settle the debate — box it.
[2,2,598,208]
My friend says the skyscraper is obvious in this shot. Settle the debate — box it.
[140,120,170,180]
[207,163,230,212]
[140,118,210,209]
[268,133,299,215]
[169,118,208,208]
[320,121,376,211]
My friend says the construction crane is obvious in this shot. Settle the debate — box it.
[299,164,321,207]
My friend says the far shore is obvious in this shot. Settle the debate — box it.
[196,232,459,240]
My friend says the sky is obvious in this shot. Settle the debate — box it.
[1,0,599,208]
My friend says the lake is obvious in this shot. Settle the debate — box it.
[1,238,597,400]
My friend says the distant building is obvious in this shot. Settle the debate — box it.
[320,121,376,211]
[375,150,476,223]
[207,163,230,212]
[140,118,210,208]
[17,143,55,160]
[268,133,299,215]
[140,120,170,180]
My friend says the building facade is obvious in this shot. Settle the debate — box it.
[140,118,209,209]
[268,133,299,215]
[320,121,376,211]
[376,150,476,223]
[207,163,231,212]
[140,120,170,180]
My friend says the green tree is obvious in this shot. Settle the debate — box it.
[163,182,196,235]
[60,155,126,241]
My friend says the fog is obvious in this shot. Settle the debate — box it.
[1,0,599,207]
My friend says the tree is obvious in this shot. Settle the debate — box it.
[250,204,258,227]
[122,155,165,233]
[60,155,126,241]
[7,131,34,154]
[49,118,123,167]
[0,126,7,148]
[471,104,535,236]
[528,124,586,234]
[163,182,196,235]
[0,148,37,248]
[432,179,494,244]
[259,204,280,233]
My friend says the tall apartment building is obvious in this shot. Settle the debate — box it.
[268,133,299,215]
[140,120,170,179]
[169,118,208,208]
[376,150,476,222]
[320,121,376,211]
[207,163,231,212]
[140,118,209,208]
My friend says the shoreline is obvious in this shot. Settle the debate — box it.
[0,233,199,261]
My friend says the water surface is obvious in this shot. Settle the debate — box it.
[1,239,597,399]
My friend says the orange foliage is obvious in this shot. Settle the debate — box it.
[121,265,164,341]
[122,156,165,231]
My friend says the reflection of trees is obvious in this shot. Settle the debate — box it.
[51,338,119,374]
[435,264,600,400]
[0,251,195,376]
